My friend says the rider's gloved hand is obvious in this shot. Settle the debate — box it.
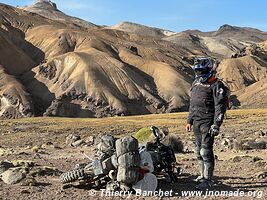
[186,124,192,132]
[209,125,220,137]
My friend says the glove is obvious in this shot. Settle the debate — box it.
[209,125,220,137]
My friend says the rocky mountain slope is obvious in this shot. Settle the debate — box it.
[217,41,267,108]
[164,24,267,58]
[0,1,267,119]
[108,21,176,38]
[0,2,195,118]
[20,0,98,29]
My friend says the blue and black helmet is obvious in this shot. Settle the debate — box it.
[192,57,214,82]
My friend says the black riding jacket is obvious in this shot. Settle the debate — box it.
[187,77,228,127]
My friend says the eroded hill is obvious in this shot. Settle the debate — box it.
[0,2,196,118]
[0,1,267,119]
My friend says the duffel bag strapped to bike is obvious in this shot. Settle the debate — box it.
[116,136,141,185]
[96,134,116,159]
[94,154,118,176]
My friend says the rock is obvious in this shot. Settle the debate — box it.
[1,167,26,184]
[20,177,38,186]
[256,137,267,143]
[62,184,72,190]
[71,139,86,147]
[12,160,34,168]
[233,139,266,150]
[41,142,54,149]
[260,129,267,136]
[0,161,14,174]
[255,129,267,137]
[255,161,266,167]
[31,146,40,153]
[0,148,13,156]
[231,156,242,162]
[231,155,252,162]
[17,151,30,156]
[256,171,267,179]
[20,189,31,194]
[251,141,266,149]
[255,131,262,137]
[12,125,37,132]
[233,139,243,150]
[43,98,62,117]
[29,166,61,176]
[183,165,189,169]
[183,146,190,153]
[25,146,32,150]
[86,136,95,146]
[66,134,80,146]
[221,138,231,147]
[251,156,263,162]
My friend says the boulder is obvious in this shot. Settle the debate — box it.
[86,136,95,146]
[0,161,14,175]
[0,148,13,156]
[233,138,266,150]
[1,167,26,184]
[251,156,263,163]
[66,134,81,146]
[71,139,86,147]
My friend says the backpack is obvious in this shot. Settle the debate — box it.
[219,78,231,109]
[116,136,141,185]
[209,76,231,110]
[96,135,116,159]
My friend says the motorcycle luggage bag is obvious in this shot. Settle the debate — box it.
[116,136,140,185]
[97,135,116,157]
[117,152,140,168]
[116,136,139,157]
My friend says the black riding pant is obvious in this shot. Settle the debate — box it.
[193,119,215,164]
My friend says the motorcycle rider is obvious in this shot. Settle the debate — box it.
[185,57,228,189]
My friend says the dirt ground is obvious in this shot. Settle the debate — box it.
[0,109,267,199]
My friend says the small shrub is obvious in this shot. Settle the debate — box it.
[162,134,184,153]
[31,146,40,153]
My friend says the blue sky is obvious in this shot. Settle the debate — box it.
[2,0,267,32]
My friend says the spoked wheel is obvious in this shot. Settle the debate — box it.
[60,168,89,184]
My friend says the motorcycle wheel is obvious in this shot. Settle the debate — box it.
[60,168,87,184]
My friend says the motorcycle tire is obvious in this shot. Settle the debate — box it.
[60,168,87,184]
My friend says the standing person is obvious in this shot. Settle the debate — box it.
[185,57,229,189]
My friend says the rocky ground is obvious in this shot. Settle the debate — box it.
[0,109,267,199]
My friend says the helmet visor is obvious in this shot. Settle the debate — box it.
[194,66,210,75]
[194,58,209,66]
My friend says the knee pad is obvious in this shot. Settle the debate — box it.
[200,148,212,162]
[194,144,202,160]
[195,151,202,160]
